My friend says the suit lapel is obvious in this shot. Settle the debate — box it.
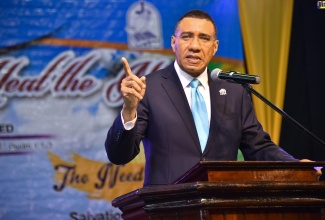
[204,74,226,155]
[160,64,202,153]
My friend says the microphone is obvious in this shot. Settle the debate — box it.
[211,68,261,84]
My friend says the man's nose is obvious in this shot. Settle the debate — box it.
[189,37,201,51]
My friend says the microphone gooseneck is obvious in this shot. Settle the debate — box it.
[210,68,325,148]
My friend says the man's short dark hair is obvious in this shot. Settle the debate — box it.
[174,10,218,38]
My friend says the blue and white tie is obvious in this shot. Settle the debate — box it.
[189,78,209,152]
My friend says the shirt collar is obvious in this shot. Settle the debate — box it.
[174,61,208,89]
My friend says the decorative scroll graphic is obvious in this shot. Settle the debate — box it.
[49,151,145,201]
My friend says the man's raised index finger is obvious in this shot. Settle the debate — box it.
[121,57,132,77]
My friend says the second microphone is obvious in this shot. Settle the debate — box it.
[211,68,261,84]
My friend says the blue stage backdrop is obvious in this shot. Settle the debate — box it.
[0,1,244,219]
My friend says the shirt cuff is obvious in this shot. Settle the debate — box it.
[121,111,137,130]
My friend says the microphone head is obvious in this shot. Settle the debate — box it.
[210,68,222,81]
[255,76,261,84]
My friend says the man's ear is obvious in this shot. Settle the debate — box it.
[213,40,219,55]
[171,35,176,52]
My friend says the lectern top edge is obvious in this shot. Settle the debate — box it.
[173,161,325,184]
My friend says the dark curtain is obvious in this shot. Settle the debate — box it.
[280,0,325,179]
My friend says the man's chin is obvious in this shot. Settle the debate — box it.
[183,67,205,77]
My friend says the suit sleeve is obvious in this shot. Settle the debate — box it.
[239,89,298,161]
[104,114,141,164]
[105,91,149,165]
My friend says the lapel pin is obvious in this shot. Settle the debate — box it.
[219,88,227,95]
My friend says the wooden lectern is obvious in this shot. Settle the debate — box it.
[112,161,325,220]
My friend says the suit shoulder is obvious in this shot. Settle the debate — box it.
[145,64,173,82]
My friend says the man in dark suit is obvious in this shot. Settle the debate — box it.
[105,10,321,186]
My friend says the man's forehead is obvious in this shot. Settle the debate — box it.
[176,18,215,35]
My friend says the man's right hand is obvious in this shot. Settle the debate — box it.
[120,57,146,122]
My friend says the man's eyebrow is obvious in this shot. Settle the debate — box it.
[180,32,193,35]
[199,33,212,37]
[180,32,212,36]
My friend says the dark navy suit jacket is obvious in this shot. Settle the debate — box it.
[105,63,297,186]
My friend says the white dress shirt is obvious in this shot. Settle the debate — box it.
[174,61,211,123]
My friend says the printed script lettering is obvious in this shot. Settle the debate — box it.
[0,51,171,108]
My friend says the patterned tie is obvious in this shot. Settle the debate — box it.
[189,78,209,152]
